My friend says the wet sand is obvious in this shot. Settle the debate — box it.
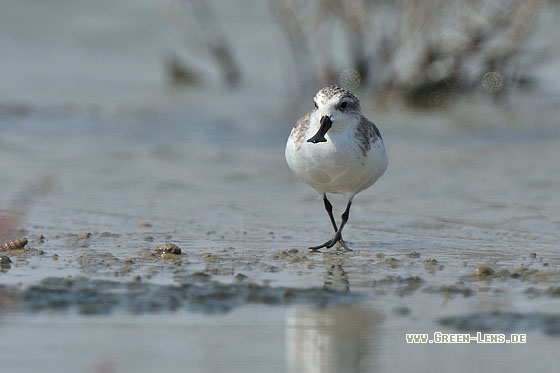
[1,93,560,371]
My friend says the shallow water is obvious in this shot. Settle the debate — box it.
[2,1,560,371]
[1,94,560,371]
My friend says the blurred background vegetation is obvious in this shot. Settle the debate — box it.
[167,0,560,107]
[1,0,560,112]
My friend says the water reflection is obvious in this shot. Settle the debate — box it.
[323,263,350,292]
[286,303,383,372]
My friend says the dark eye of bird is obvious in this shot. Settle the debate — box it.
[314,101,318,109]
[340,101,348,110]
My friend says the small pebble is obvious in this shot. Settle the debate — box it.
[153,243,182,256]
[475,265,494,277]
[202,253,219,262]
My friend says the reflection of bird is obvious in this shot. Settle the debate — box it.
[324,264,350,292]
[286,304,382,372]
[286,85,388,251]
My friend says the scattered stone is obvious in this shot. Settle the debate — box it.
[384,257,400,268]
[475,265,494,278]
[510,266,538,279]
[154,243,182,259]
[0,255,12,263]
[201,253,219,262]
[266,265,280,273]
[273,250,308,263]
[273,251,289,259]
[1,255,12,269]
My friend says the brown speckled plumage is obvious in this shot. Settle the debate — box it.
[315,85,359,106]
[290,111,311,150]
[355,117,382,157]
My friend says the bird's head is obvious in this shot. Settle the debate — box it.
[307,85,361,143]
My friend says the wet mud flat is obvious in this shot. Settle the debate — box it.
[3,230,559,370]
[2,229,560,338]
[2,232,560,371]
[2,105,560,372]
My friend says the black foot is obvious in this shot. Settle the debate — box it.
[308,234,352,252]
[335,239,353,252]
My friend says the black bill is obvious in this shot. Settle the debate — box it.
[307,116,332,143]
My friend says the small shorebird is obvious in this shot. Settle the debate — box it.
[285,85,388,251]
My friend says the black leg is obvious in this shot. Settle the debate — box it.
[323,195,338,232]
[328,200,351,246]
[309,199,353,251]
